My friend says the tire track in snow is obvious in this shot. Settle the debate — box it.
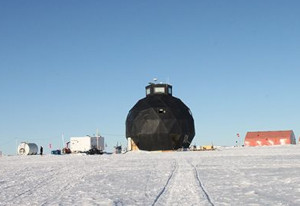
[153,158,214,206]
[163,159,202,206]
[190,162,214,206]
[151,159,178,206]
[40,174,82,206]
[40,156,118,205]
[4,168,61,203]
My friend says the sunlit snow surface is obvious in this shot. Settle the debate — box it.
[1,145,300,206]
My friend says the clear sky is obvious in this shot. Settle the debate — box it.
[1,1,300,155]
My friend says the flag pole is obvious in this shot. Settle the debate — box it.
[237,133,240,147]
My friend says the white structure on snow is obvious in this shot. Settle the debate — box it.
[70,136,104,153]
[17,142,38,155]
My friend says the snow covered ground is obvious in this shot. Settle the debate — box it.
[1,145,300,206]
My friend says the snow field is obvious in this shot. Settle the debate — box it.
[1,145,300,205]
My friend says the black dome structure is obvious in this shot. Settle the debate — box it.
[126,83,195,151]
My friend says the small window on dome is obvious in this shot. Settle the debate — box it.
[168,87,172,95]
[154,87,165,94]
[146,88,151,95]
[158,108,166,114]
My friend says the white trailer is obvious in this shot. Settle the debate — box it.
[70,136,104,153]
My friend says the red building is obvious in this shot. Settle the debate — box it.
[244,130,296,146]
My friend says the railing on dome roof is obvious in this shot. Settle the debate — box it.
[145,78,172,96]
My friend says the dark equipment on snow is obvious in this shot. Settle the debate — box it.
[86,148,103,155]
[51,149,61,155]
[62,142,71,154]
[126,82,195,151]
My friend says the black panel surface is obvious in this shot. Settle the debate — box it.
[126,94,195,151]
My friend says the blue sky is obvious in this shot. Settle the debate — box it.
[1,1,300,154]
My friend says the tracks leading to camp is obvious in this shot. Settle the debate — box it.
[191,163,214,206]
[5,163,83,205]
[151,160,178,206]
[152,157,214,206]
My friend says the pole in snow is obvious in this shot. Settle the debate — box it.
[62,133,65,149]
[237,133,240,147]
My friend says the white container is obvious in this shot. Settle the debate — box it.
[127,137,132,151]
[70,136,104,153]
[17,142,38,155]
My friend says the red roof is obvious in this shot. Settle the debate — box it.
[244,130,295,146]
[245,130,293,139]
